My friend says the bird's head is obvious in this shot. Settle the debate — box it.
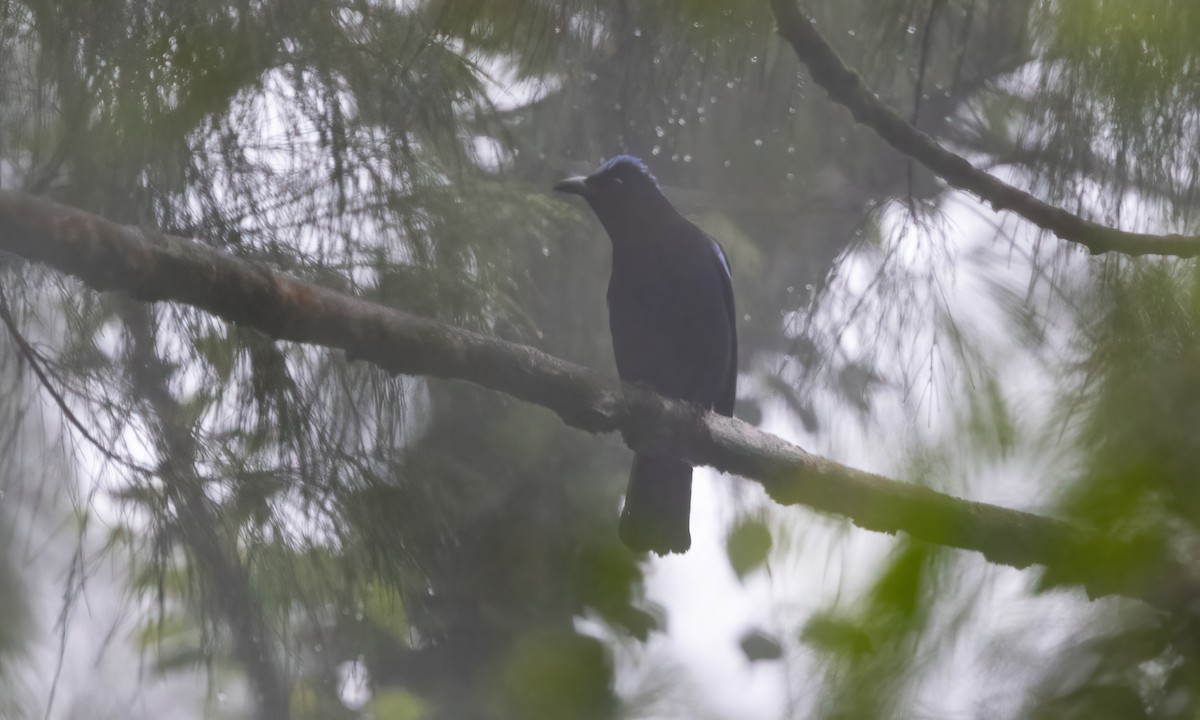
[554,155,666,221]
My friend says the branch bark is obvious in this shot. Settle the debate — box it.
[0,190,1195,612]
[769,0,1200,258]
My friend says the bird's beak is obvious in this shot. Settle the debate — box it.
[553,175,593,198]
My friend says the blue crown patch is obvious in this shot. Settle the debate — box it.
[597,154,656,183]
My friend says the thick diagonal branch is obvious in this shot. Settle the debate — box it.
[769,0,1200,258]
[0,190,1194,611]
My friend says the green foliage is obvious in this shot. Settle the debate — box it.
[1019,263,1200,718]
[490,629,615,720]
[800,614,873,658]
[802,542,940,719]
[1005,0,1200,220]
[5,0,1200,717]
[1063,262,1200,536]
[1041,0,1200,199]
[371,690,426,720]
[572,537,659,640]
[725,515,773,580]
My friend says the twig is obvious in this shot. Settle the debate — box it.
[122,300,290,720]
[769,0,1200,258]
[0,287,154,475]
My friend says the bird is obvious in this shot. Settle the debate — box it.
[555,155,737,555]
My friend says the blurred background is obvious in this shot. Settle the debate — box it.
[1,0,1199,717]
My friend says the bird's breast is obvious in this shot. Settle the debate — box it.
[605,249,733,403]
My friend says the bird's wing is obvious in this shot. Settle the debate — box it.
[710,236,738,418]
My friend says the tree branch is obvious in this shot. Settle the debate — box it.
[769,0,1200,258]
[122,300,290,720]
[0,190,1195,611]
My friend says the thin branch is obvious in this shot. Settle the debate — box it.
[907,0,946,208]
[0,288,155,476]
[0,190,1195,612]
[769,0,1200,258]
[121,300,290,720]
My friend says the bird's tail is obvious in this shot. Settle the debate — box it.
[619,453,692,555]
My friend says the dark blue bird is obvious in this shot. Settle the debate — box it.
[555,156,737,554]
